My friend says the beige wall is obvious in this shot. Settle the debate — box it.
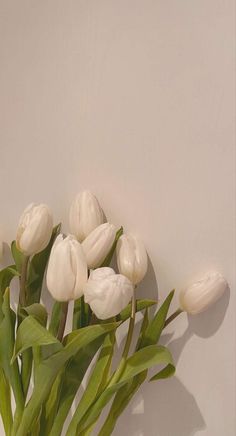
[0,1,235,435]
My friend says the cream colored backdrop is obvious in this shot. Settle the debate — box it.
[0,1,235,435]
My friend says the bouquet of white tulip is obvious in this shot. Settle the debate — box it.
[0,191,228,436]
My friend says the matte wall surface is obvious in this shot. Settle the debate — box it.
[0,1,235,435]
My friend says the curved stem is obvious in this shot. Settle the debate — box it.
[57,302,69,342]
[164,308,183,327]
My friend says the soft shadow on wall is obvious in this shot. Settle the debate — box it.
[112,268,229,436]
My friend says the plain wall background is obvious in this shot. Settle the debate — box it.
[0,1,235,435]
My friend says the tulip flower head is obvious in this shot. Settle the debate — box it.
[84,267,134,319]
[16,203,53,256]
[116,234,148,285]
[46,234,88,302]
[82,223,116,269]
[179,271,228,315]
[69,190,104,242]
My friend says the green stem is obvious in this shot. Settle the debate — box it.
[19,257,29,307]
[57,302,69,342]
[75,295,136,435]
[99,304,182,436]
[164,308,183,327]
[108,294,136,385]
[80,296,85,327]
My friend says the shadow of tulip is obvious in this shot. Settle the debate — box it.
[112,376,205,436]
[95,265,230,436]
[137,256,159,302]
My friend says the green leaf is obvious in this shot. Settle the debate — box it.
[150,363,175,381]
[17,322,120,436]
[99,290,175,435]
[0,266,19,326]
[98,374,146,436]
[73,296,91,330]
[100,227,123,267]
[19,304,48,396]
[12,316,62,362]
[21,303,48,327]
[0,289,24,419]
[139,290,175,348]
[49,302,62,336]
[27,224,61,305]
[135,308,149,351]
[65,332,116,436]
[67,345,173,435]
[48,332,111,436]
[11,241,24,273]
[119,299,157,322]
[0,367,13,436]
[0,288,16,377]
[0,266,19,295]
[40,369,64,435]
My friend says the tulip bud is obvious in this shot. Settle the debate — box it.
[116,234,148,285]
[69,190,104,242]
[16,203,53,256]
[46,234,88,302]
[82,223,116,269]
[84,267,134,319]
[179,271,228,315]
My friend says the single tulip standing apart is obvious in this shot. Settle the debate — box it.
[82,223,116,269]
[46,234,88,301]
[179,271,228,315]
[69,190,104,242]
[16,203,53,256]
[116,234,148,285]
[84,267,134,319]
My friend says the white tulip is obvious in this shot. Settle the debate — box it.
[16,203,53,256]
[82,223,116,269]
[116,234,148,285]
[69,190,104,242]
[179,271,228,315]
[46,234,88,302]
[84,267,134,319]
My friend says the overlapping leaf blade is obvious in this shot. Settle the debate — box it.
[16,321,120,436]
[98,290,175,435]
[64,332,116,436]
[12,315,62,362]
[67,345,174,435]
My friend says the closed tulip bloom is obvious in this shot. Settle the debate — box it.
[179,271,228,315]
[46,234,88,302]
[116,234,148,285]
[16,203,53,256]
[82,223,116,269]
[69,190,104,242]
[84,267,133,319]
